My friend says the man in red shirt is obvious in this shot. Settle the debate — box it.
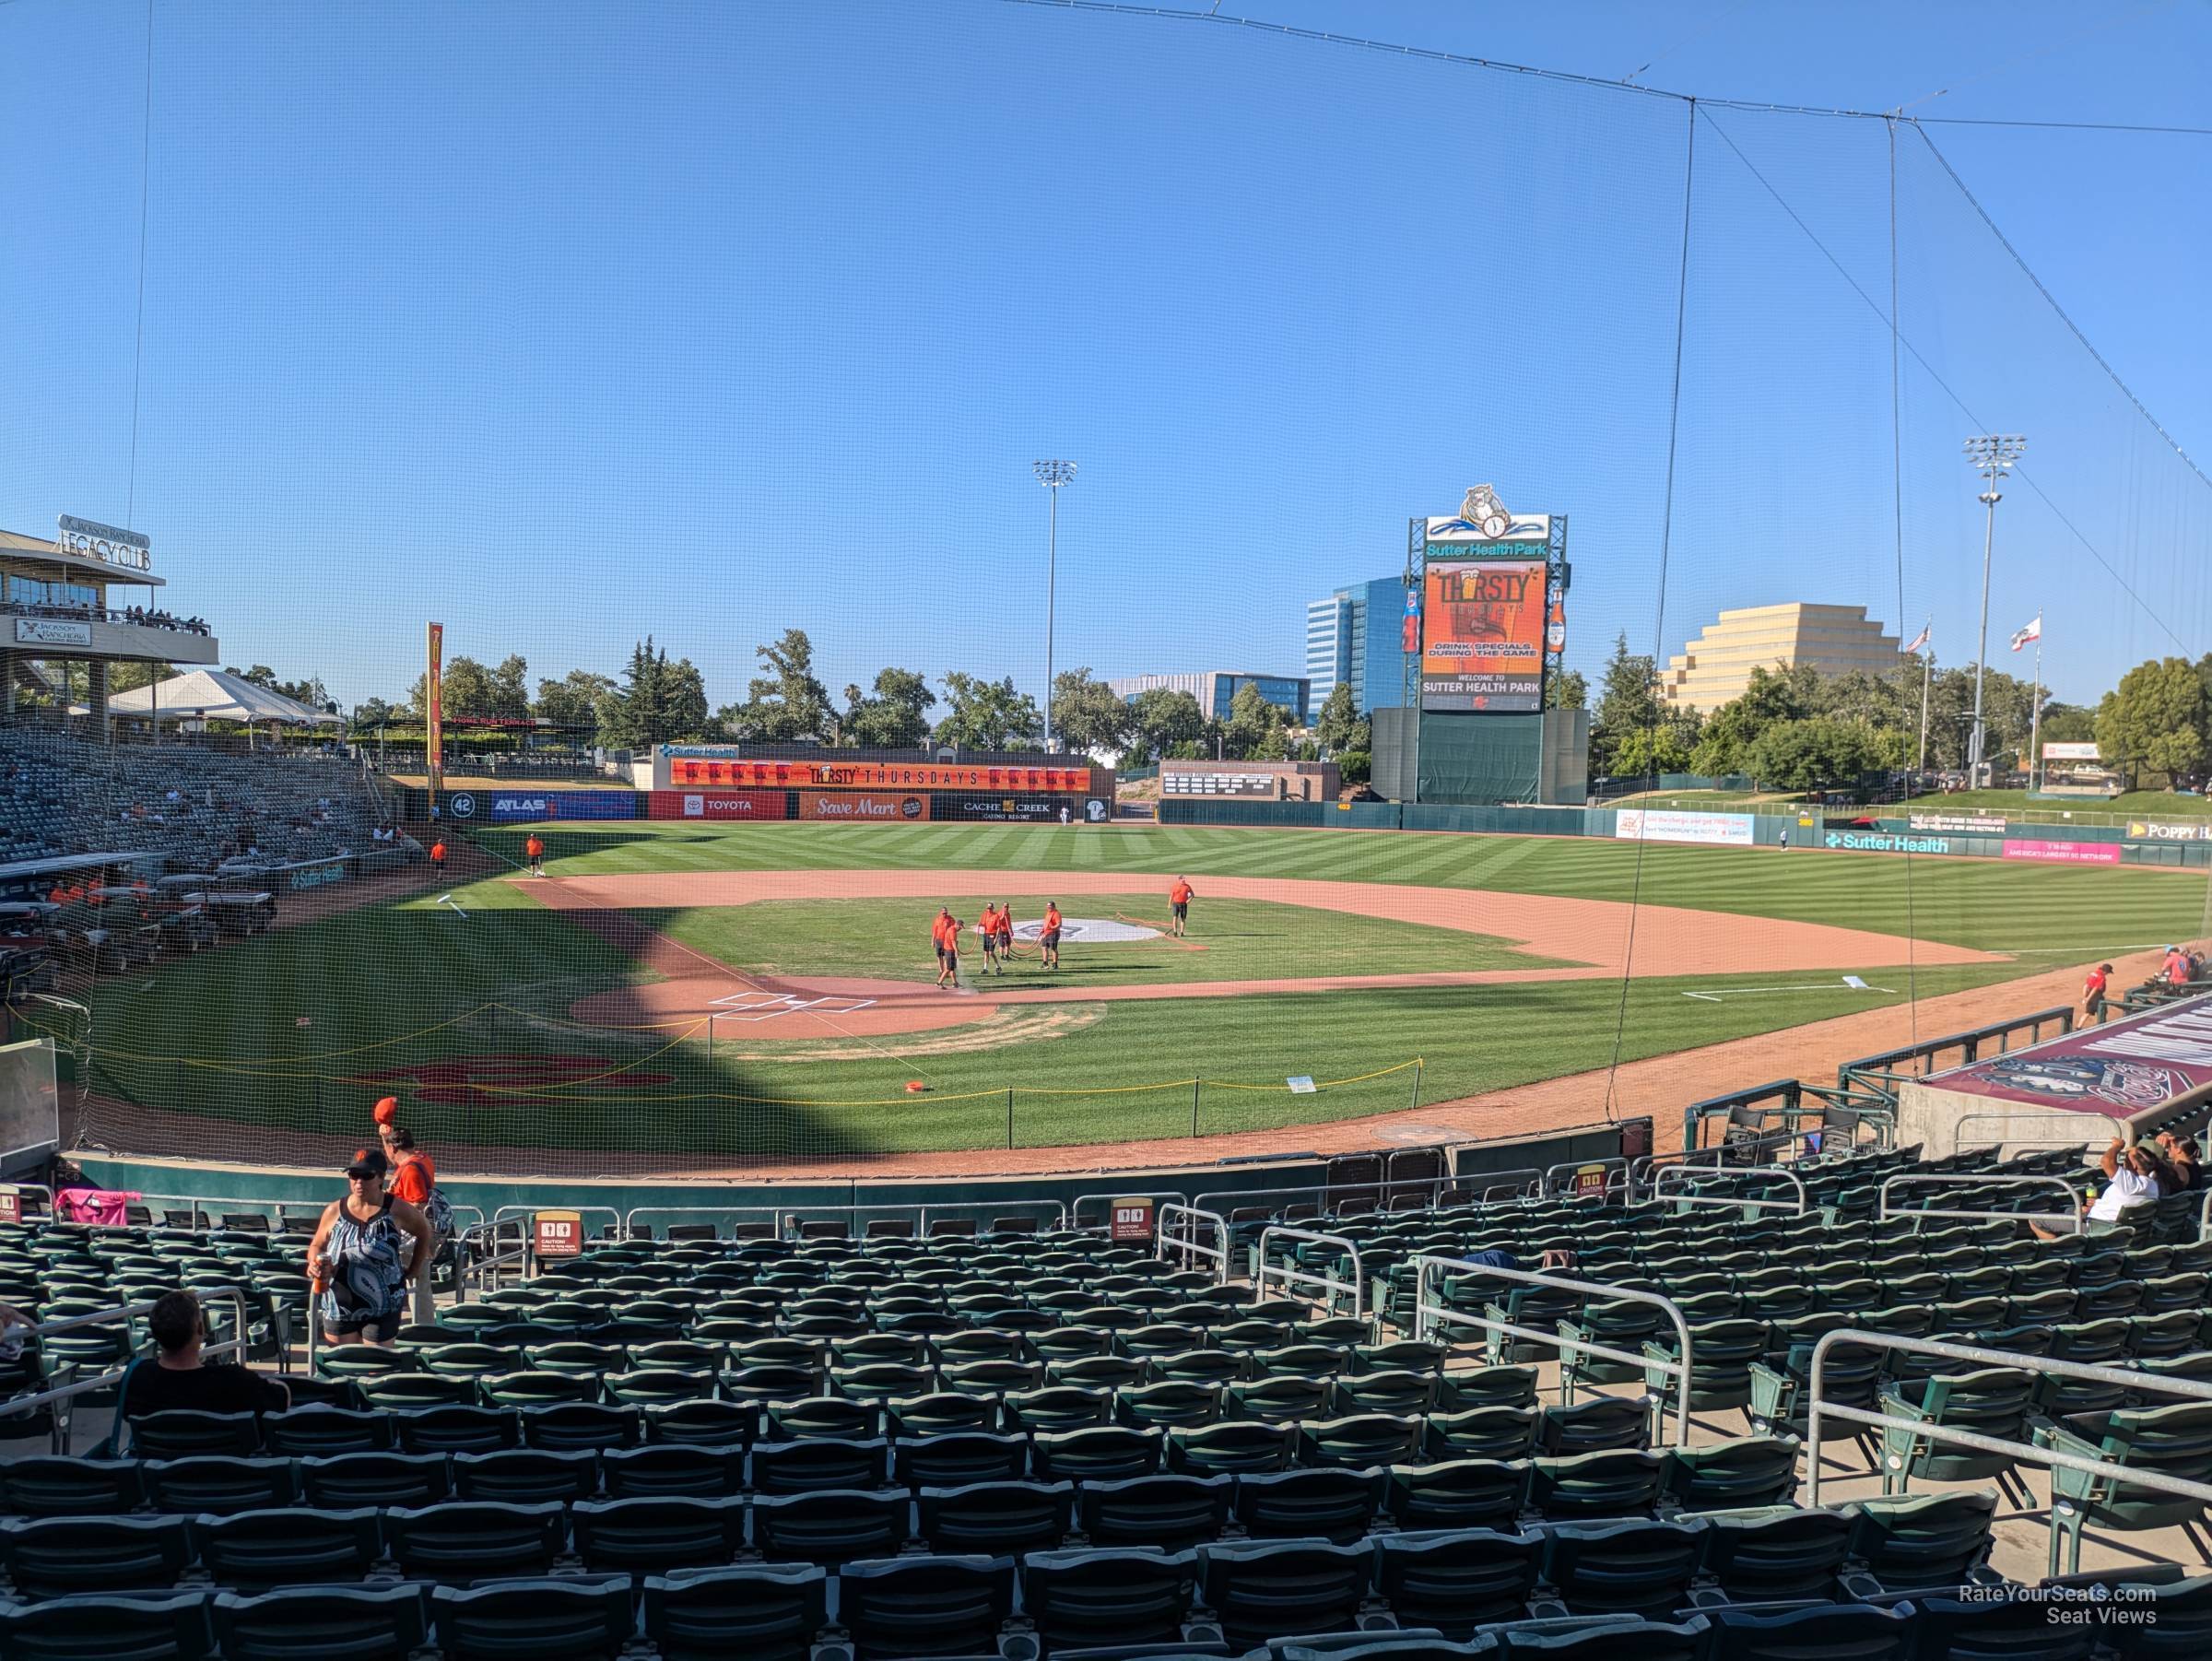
[1168,877,1194,938]
[2171,948,2196,990]
[429,840,447,878]
[2083,962,2112,1021]
[994,903,1014,967]
[978,904,1003,975]
[524,834,545,877]
[932,907,958,988]
[1041,902,1063,970]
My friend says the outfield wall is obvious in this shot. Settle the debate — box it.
[1157,798,2212,867]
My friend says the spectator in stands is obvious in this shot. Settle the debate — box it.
[2170,947,2195,989]
[2082,962,2112,1019]
[2157,1132,2202,1192]
[307,1149,436,1347]
[382,1126,441,1325]
[121,1289,288,1420]
[2040,1137,2164,1237]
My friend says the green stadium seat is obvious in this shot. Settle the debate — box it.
[643,1399,758,1447]
[1693,1503,1852,1603]
[140,1455,299,1515]
[1877,1367,2039,1502]
[2038,1401,2212,1575]
[1538,1517,1705,1618]
[840,1554,1017,1661]
[0,1455,146,1516]
[1425,1406,1539,1463]
[1841,1490,1999,1594]
[1198,1537,1372,1652]
[1373,1527,1544,1637]
[1232,1466,1386,1542]
[1386,1459,1530,1534]
[193,1506,382,1593]
[212,1584,429,1661]
[894,1430,1030,1488]
[261,1405,391,1457]
[385,1500,569,1584]
[124,1408,262,1460]
[599,1442,746,1500]
[1077,1471,1232,1549]
[765,1396,877,1442]
[300,1449,453,1509]
[640,1563,828,1661]
[1535,1397,1650,1455]
[917,1478,1074,1555]
[749,1435,891,1495]
[571,1494,748,1577]
[1033,1425,1164,1483]
[0,1514,194,1599]
[1705,1601,1913,1661]
[429,1577,635,1661]
[750,1489,908,1565]
[520,1402,641,1452]
[1658,1435,1800,1512]
[0,1590,215,1661]
[1300,1412,1422,1469]
[1526,1449,1671,1522]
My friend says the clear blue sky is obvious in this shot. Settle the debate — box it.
[4,0,2206,715]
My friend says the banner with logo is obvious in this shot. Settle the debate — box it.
[938,795,1070,823]
[1419,559,1547,712]
[2003,838,2121,866]
[488,791,639,823]
[644,790,788,821]
[666,752,1091,792]
[1821,830,1952,855]
[14,618,92,647]
[794,791,930,823]
[2129,820,2212,843]
[1910,812,2007,834]
[1929,993,2212,1115]
[1614,808,1754,848]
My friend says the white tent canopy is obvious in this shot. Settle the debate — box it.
[108,667,343,725]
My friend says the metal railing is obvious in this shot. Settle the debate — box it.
[0,1288,253,1453]
[1410,1254,1696,1445]
[614,1198,1070,1242]
[1071,1190,1189,1231]
[1191,1172,1449,1219]
[2200,1189,2212,1244]
[1156,1204,1230,1283]
[1644,1163,1807,1216]
[488,1204,625,1266]
[1877,1172,2086,1236]
[1805,1329,2212,1509]
[1253,1226,1365,1318]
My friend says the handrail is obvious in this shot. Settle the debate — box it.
[1254,1226,1364,1318]
[1411,1254,1695,1446]
[1156,1204,1230,1284]
[1877,1172,2086,1236]
[0,1288,253,1454]
[1071,1190,1189,1231]
[617,1198,1071,1240]
[1952,1113,2109,1156]
[612,1206,777,1239]
[488,1203,625,1253]
[0,1183,57,1219]
[2200,1188,2212,1244]
[1645,1163,1807,1215]
[461,1237,534,1300]
[1806,1328,2212,1508]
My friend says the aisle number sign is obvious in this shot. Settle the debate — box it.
[1110,1197,1156,1243]
[534,1210,583,1259]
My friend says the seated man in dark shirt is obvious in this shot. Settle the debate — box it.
[122,1289,289,1419]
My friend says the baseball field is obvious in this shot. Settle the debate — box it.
[64,819,2209,1168]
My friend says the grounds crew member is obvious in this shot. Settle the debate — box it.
[1041,901,1063,970]
[429,838,447,878]
[994,902,1014,965]
[935,909,966,990]
[932,907,959,988]
[2083,962,2112,1020]
[524,833,546,876]
[1169,877,1194,937]
[978,904,1004,974]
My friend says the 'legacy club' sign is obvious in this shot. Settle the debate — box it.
[56,515,153,571]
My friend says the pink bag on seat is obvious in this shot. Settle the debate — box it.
[54,1187,139,1227]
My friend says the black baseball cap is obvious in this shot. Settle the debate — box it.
[345,1149,388,1181]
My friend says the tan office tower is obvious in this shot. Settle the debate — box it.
[1659,603,1903,712]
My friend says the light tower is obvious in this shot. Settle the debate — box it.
[1962,434,2026,783]
[1033,460,1077,752]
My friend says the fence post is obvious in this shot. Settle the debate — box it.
[1408,1058,1422,1110]
[1192,1078,1201,1138]
[1006,1088,1015,1151]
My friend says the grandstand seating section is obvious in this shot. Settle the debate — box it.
[0,1139,2204,1657]
[0,727,383,870]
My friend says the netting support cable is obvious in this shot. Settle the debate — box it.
[1603,96,1697,1123]
[124,0,156,526]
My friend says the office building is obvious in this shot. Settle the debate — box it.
[1660,602,1904,712]
[1306,576,1406,716]
[1106,671,1311,726]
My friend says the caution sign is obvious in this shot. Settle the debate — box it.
[1573,1164,1609,1198]
[1110,1197,1156,1243]
[0,1186,19,1226]
[533,1209,584,1260]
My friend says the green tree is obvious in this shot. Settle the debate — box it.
[1545,667,1590,713]
[600,636,709,750]
[1743,716,1882,792]
[487,654,531,720]
[1127,687,1206,763]
[840,666,937,748]
[934,673,1041,749]
[353,695,399,728]
[109,661,177,696]
[534,669,617,731]
[1222,682,1290,760]
[719,628,834,741]
[1312,683,1371,755]
[405,654,494,720]
[1050,667,1134,757]
[1588,632,1661,778]
[1611,724,1693,778]
[2097,656,2210,787]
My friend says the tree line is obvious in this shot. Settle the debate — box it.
[1577,630,2212,792]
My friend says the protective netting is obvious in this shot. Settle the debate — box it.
[3,2,2206,1175]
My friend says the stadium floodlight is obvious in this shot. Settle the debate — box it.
[1034,460,1077,754]
[1962,435,2026,784]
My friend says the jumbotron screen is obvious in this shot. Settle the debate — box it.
[1419,558,1547,711]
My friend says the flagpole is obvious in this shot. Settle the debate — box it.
[1915,622,1933,788]
[2028,626,2043,794]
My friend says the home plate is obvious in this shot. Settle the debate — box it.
[709,991,880,1021]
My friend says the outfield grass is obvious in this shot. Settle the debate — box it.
[70,820,2207,1160]
[646,893,1560,990]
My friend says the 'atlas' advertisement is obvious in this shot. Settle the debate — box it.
[1419,559,1547,712]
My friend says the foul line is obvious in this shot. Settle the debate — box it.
[1683,979,1899,1003]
